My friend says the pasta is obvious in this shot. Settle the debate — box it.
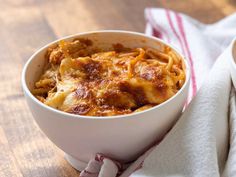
[32,38,186,116]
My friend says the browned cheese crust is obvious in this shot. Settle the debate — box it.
[32,39,185,116]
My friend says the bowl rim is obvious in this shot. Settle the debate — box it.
[230,38,236,71]
[22,30,190,120]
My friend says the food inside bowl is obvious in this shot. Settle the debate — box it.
[32,38,186,116]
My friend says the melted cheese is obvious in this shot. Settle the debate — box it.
[32,39,185,117]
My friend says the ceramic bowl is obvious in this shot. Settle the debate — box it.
[22,30,190,171]
[230,38,236,89]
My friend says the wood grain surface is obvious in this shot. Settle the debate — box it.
[0,0,235,176]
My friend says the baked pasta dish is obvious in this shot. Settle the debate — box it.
[32,39,186,116]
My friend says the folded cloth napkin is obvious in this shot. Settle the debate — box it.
[80,8,236,177]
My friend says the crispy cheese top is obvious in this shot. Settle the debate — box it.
[32,39,185,116]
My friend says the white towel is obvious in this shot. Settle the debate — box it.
[80,8,236,177]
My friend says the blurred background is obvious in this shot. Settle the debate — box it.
[0,0,236,177]
[2,0,236,59]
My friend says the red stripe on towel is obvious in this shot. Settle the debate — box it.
[175,12,197,96]
[165,10,193,104]
[152,28,163,39]
[165,9,185,55]
[146,9,170,42]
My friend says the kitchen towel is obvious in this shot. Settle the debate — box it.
[80,8,236,177]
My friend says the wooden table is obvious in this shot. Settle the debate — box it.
[0,0,235,176]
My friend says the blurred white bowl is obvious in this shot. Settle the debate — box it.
[22,30,190,171]
[230,38,236,89]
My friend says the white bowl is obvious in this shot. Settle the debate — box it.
[22,30,190,171]
[230,38,236,89]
